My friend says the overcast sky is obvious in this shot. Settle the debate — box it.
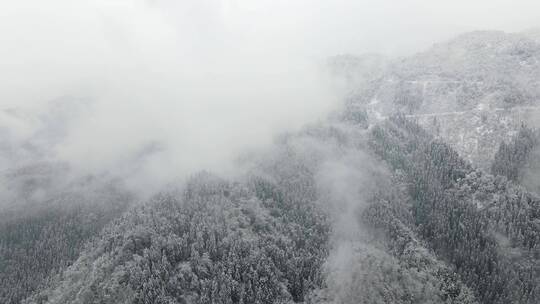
[1,0,539,190]
[2,0,539,107]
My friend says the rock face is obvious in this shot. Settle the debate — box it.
[334,30,540,169]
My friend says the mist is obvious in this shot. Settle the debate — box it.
[0,0,343,194]
[2,0,540,194]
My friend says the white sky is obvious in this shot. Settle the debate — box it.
[166,0,540,56]
[1,0,539,107]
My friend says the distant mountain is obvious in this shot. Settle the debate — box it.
[333,30,540,169]
[0,97,91,169]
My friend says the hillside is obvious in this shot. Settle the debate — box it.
[1,30,540,304]
[335,30,540,169]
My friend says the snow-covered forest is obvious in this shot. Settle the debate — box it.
[1,1,540,304]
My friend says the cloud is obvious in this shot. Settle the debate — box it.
[1,0,539,193]
[0,0,343,194]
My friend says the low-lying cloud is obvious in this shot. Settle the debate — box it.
[2,0,540,194]
[0,0,344,193]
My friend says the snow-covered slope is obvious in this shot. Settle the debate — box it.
[334,30,540,169]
